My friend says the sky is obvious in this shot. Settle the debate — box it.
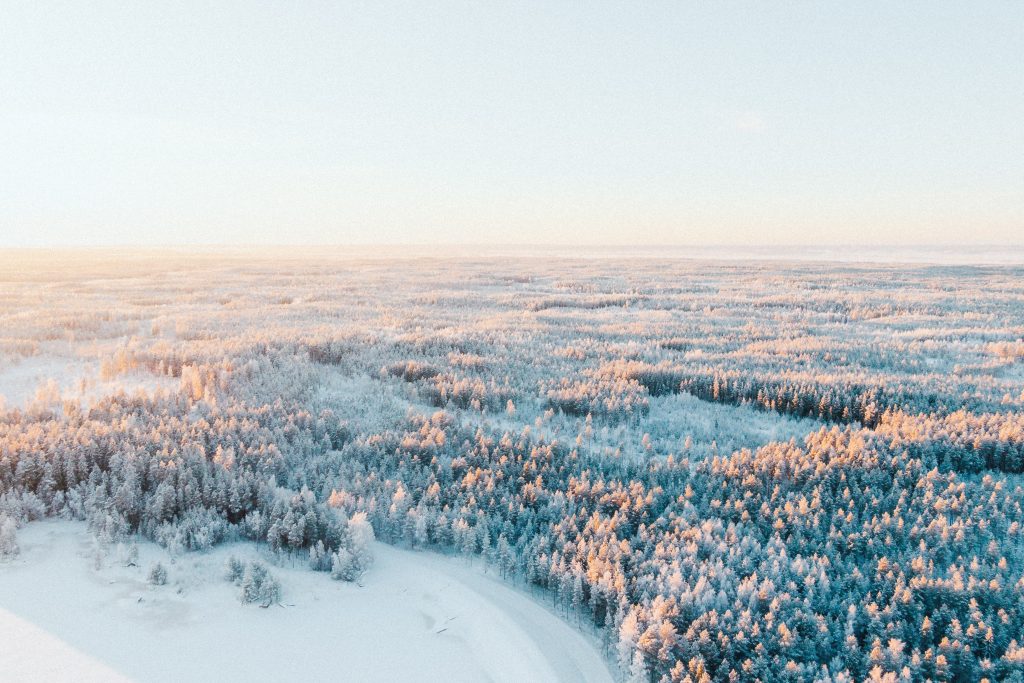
[1,1,1022,247]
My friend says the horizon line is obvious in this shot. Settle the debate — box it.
[2,243,1023,267]
[1,242,1023,251]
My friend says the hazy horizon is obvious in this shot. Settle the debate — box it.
[3,243,1024,267]
[2,2,1022,248]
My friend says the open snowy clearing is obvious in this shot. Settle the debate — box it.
[0,353,176,410]
[0,522,612,683]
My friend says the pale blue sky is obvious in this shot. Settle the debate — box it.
[1,1,1021,247]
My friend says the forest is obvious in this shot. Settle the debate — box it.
[1,251,1023,682]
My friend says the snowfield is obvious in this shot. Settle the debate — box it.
[0,521,612,683]
[0,353,176,410]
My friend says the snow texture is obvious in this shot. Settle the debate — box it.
[0,521,612,683]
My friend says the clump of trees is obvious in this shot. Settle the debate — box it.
[225,554,282,605]
[237,560,281,606]
[385,360,439,382]
[543,376,650,421]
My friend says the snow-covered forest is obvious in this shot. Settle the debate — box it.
[1,250,1023,682]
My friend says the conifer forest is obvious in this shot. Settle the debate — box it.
[1,251,1023,682]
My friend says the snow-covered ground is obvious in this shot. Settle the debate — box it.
[0,522,612,683]
[0,354,175,410]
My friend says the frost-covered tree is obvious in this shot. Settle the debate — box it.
[224,555,245,584]
[147,562,168,586]
[0,515,18,559]
[347,511,375,571]
[330,547,360,582]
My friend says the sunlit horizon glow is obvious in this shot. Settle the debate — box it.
[2,2,1022,247]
